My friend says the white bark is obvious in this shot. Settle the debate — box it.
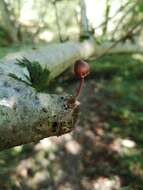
[0,73,78,150]
[0,41,96,150]
[0,40,96,83]
[0,39,142,150]
[1,41,142,82]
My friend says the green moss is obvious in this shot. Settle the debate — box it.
[14,57,50,92]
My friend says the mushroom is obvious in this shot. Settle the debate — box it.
[74,60,90,100]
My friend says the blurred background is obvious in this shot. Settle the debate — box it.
[0,0,143,189]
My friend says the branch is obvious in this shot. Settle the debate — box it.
[94,20,143,60]
[0,40,96,83]
[112,3,136,39]
[0,73,79,150]
[94,1,130,31]
[80,0,90,38]
[0,40,97,150]
[0,39,143,150]
[102,0,111,36]
[0,42,95,150]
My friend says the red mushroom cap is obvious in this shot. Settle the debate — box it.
[74,60,90,78]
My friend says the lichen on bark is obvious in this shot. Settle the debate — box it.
[0,74,79,150]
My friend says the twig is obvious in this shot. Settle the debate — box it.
[112,3,136,39]
[94,1,131,31]
[102,0,111,35]
[94,19,143,60]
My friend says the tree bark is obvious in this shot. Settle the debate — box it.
[80,0,90,38]
[0,74,78,150]
[0,40,96,83]
[0,0,18,43]
[0,41,95,150]
[0,39,143,150]
[1,40,143,83]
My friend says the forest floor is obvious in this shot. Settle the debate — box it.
[0,52,143,190]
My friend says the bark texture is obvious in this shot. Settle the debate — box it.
[1,40,142,83]
[0,39,143,150]
[0,73,78,150]
[0,41,95,150]
[0,40,96,83]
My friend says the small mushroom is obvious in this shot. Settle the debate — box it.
[74,60,90,100]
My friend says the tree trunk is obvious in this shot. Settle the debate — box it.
[0,0,18,43]
[80,0,90,38]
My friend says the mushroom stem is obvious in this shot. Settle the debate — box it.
[75,77,84,100]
